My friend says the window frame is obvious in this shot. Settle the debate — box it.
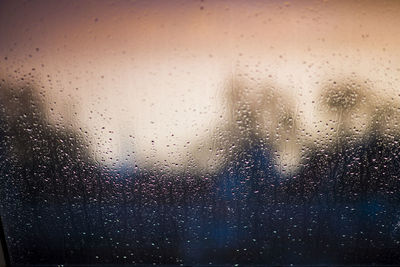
[0,216,10,267]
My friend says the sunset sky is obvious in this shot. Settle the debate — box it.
[1,0,400,172]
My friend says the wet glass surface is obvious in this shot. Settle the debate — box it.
[1,0,400,265]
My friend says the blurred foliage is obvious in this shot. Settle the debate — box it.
[0,77,399,265]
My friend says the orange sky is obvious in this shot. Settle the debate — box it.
[1,0,400,172]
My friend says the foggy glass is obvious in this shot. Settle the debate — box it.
[0,0,400,265]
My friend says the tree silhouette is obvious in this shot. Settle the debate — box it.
[0,74,400,265]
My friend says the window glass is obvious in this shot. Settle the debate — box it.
[0,0,400,265]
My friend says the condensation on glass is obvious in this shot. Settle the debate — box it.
[0,0,400,265]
